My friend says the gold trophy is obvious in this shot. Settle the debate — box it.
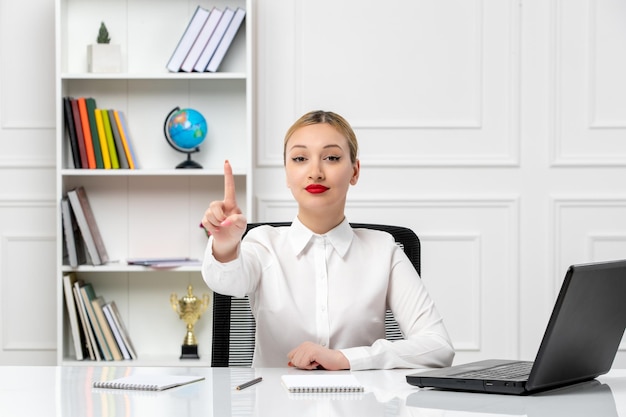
[170,285,210,359]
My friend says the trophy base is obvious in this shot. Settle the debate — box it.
[180,344,200,360]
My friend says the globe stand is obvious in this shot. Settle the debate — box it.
[176,151,203,169]
[164,106,206,169]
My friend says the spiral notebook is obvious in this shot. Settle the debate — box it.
[93,374,205,391]
[281,374,364,393]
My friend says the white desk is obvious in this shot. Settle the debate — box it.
[1,366,625,417]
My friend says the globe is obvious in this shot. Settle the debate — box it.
[163,107,207,169]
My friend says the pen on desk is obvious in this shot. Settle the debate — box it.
[236,376,263,390]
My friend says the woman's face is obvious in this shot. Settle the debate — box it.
[285,123,360,216]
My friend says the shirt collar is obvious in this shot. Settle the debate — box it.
[289,217,353,258]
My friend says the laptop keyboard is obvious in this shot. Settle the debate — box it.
[453,361,533,380]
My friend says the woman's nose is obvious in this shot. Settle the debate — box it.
[308,161,324,180]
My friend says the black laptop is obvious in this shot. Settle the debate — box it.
[407,259,626,395]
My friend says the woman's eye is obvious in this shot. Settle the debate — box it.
[326,155,341,162]
[291,156,306,162]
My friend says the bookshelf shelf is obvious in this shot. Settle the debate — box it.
[61,72,248,81]
[55,0,252,366]
[61,265,203,273]
[60,168,248,177]
[61,356,211,367]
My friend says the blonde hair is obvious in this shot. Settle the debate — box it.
[283,110,359,165]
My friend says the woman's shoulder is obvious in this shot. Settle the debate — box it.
[350,226,396,245]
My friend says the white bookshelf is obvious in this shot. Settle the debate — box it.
[55,0,253,366]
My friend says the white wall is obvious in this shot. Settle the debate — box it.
[1,0,625,366]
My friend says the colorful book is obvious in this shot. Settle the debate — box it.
[166,6,211,72]
[180,7,222,72]
[62,97,81,169]
[102,302,132,360]
[91,296,123,361]
[73,280,98,360]
[106,301,137,359]
[101,110,119,169]
[206,7,246,73]
[61,197,85,267]
[67,186,109,265]
[94,109,111,169]
[108,110,129,169]
[113,110,135,169]
[77,97,96,169]
[70,99,88,168]
[79,283,113,361]
[85,98,104,168]
[62,273,86,360]
[194,7,234,72]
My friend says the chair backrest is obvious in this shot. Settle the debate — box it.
[211,222,421,367]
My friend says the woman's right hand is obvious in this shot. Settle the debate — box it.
[201,160,247,262]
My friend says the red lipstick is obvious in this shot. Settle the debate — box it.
[305,184,329,194]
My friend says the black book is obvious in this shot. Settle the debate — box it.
[63,97,81,168]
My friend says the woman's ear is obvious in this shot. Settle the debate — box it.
[350,159,360,185]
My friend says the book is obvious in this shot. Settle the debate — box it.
[206,7,246,73]
[280,375,364,393]
[77,97,96,169]
[85,98,104,169]
[101,109,119,169]
[107,301,137,359]
[67,186,109,265]
[126,257,200,268]
[62,273,86,360]
[79,283,113,360]
[180,7,222,72]
[94,108,111,169]
[73,281,99,360]
[91,296,123,361]
[62,97,81,169]
[70,98,88,168]
[166,6,212,72]
[117,111,139,169]
[102,302,132,360]
[113,110,135,169]
[193,7,234,72]
[108,109,129,169]
[93,374,205,391]
[61,197,85,267]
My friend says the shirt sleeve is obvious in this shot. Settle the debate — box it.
[202,236,256,298]
[339,247,455,370]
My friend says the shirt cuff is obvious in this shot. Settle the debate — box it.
[339,346,371,371]
[204,236,241,271]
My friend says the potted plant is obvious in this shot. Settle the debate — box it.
[87,22,121,73]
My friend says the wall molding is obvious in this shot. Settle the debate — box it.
[551,195,626,294]
[550,0,626,167]
[257,0,521,168]
[1,234,56,351]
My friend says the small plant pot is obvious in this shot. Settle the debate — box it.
[87,44,121,73]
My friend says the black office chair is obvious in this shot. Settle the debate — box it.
[211,222,421,367]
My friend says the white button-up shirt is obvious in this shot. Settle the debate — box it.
[202,217,454,370]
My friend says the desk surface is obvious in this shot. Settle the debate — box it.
[1,366,625,417]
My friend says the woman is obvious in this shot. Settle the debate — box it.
[202,110,454,370]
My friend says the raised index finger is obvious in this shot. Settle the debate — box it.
[223,159,237,207]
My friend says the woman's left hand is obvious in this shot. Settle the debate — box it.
[287,341,350,370]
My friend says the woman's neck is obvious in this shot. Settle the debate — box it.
[297,211,345,235]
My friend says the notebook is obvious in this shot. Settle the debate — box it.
[281,374,364,393]
[407,259,626,395]
[93,374,205,391]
